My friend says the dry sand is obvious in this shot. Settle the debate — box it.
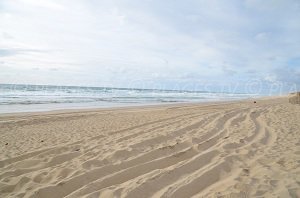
[0,97,299,198]
[289,92,300,104]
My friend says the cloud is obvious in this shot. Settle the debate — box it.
[254,32,269,41]
[1,32,14,39]
[16,0,65,11]
[273,67,300,85]
[0,49,17,57]
[0,0,299,93]
[0,48,45,57]
[222,66,237,76]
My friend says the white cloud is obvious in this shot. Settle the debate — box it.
[0,0,299,92]
[18,0,65,10]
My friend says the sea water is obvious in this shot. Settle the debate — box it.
[0,84,258,113]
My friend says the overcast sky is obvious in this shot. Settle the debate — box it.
[0,0,300,93]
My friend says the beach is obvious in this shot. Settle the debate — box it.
[0,96,299,197]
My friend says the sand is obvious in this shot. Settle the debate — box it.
[0,97,300,198]
[289,92,300,104]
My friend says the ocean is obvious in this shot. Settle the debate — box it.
[0,84,258,113]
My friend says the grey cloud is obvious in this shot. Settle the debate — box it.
[273,68,300,85]
[2,32,14,39]
[0,48,45,57]
[0,49,17,57]
[222,66,237,76]
[260,65,300,88]
[246,69,257,74]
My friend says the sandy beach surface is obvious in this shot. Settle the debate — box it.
[0,96,299,198]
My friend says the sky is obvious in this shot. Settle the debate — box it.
[0,0,300,94]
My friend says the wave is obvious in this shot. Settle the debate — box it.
[0,84,258,108]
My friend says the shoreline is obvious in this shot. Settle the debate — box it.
[0,95,269,117]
